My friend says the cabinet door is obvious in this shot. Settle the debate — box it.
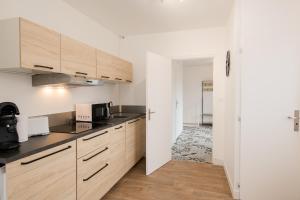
[138,117,146,159]
[61,35,97,78]
[123,60,133,83]
[125,118,141,171]
[97,50,117,80]
[110,124,126,183]
[20,18,60,72]
[6,141,76,200]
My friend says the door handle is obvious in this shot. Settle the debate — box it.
[288,110,299,132]
[148,109,156,120]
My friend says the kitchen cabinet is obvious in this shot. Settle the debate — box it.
[6,141,76,200]
[97,50,133,83]
[77,146,111,200]
[61,35,97,78]
[113,57,133,83]
[110,124,126,184]
[97,50,117,81]
[125,118,145,172]
[77,128,112,158]
[0,18,60,73]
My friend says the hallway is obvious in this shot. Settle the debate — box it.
[172,126,212,163]
[103,159,232,200]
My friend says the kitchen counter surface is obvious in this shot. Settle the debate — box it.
[0,113,145,165]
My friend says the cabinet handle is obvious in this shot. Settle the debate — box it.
[126,80,132,83]
[101,75,110,79]
[83,163,109,182]
[20,146,72,165]
[82,147,108,162]
[33,65,54,70]
[115,78,122,81]
[76,72,88,76]
[82,131,108,141]
[115,126,123,130]
[128,119,140,124]
[75,75,87,79]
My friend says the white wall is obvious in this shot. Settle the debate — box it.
[120,27,227,164]
[183,64,213,125]
[223,0,241,199]
[0,0,121,117]
[172,61,183,143]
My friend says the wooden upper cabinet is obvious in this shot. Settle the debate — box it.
[97,50,117,80]
[61,35,97,78]
[20,18,60,72]
[113,57,133,82]
[0,18,60,73]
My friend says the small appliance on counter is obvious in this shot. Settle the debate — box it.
[76,102,113,122]
[0,102,20,150]
[28,116,49,137]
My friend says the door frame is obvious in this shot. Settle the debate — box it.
[171,53,217,163]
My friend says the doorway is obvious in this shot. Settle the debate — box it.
[171,58,214,163]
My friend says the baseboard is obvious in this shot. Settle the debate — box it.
[212,158,224,166]
[224,164,240,200]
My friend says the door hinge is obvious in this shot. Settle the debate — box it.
[238,117,241,122]
[237,183,240,189]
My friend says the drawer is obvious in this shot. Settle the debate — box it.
[77,128,111,158]
[77,147,111,200]
[6,141,76,200]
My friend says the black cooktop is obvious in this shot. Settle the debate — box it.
[50,122,110,134]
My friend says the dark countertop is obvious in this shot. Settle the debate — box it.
[0,113,145,165]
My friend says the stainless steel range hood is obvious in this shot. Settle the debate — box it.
[32,73,104,87]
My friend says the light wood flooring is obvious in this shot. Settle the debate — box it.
[103,159,233,200]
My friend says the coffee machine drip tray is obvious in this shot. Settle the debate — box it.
[50,122,110,134]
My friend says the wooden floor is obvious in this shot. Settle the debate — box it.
[103,159,233,200]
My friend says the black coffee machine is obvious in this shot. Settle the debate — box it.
[0,102,20,150]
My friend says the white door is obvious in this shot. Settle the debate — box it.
[240,0,300,199]
[146,52,172,175]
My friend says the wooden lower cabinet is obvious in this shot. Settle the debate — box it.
[110,124,126,184]
[77,146,111,200]
[6,141,76,200]
[5,117,145,200]
[125,117,146,172]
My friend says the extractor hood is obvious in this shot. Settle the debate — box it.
[32,73,104,87]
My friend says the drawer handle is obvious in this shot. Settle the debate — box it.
[76,72,88,76]
[33,65,54,70]
[115,126,123,130]
[20,146,72,165]
[75,75,87,79]
[126,80,132,83]
[83,163,109,182]
[101,75,110,79]
[141,116,146,119]
[82,147,108,162]
[82,131,108,141]
[128,119,140,124]
[115,78,122,81]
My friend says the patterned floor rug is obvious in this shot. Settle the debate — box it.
[172,126,212,163]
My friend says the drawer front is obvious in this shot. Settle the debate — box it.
[77,128,111,158]
[6,141,76,200]
[20,18,60,73]
[77,147,111,200]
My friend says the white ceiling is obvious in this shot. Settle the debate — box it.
[63,0,234,36]
[180,58,213,67]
